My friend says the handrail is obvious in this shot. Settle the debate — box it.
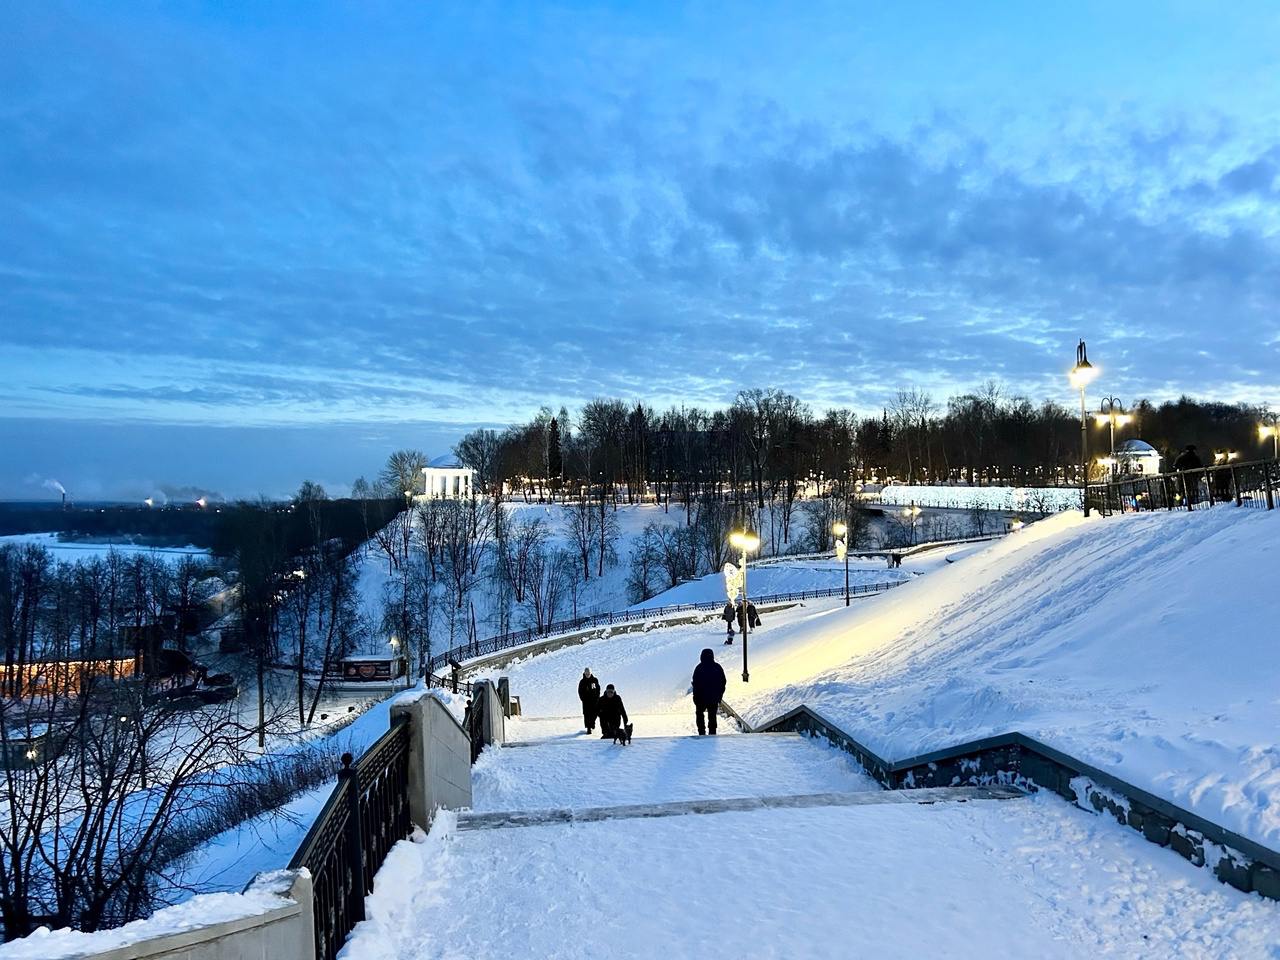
[425,580,906,673]
[1086,456,1277,516]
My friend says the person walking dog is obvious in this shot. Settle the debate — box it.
[691,648,727,736]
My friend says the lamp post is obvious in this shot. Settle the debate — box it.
[832,521,850,606]
[900,502,921,546]
[728,530,760,682]
[1094,396,1131,469]
[1069,340,1099,515]
[1260,413,1280,460]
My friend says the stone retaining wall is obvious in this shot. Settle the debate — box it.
[750,704,1280,902]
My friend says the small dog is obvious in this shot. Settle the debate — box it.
[611,722,634,746]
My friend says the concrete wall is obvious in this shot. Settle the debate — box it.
[391,692,473,829]
[62,870,314,960]
[476,679,505,747]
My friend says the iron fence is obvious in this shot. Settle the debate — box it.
[1087,458,1277,517]
[288,715,412,960]
[425,580,906,674]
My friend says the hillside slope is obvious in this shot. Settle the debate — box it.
[733,506,1280,849]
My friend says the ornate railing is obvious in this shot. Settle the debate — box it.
[425,581,906,673]
[1087,458,1277,516]
[288,715,412,960]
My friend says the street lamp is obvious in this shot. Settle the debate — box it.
[389,636,406,689]
[1069,340,1099,515]
[728,530,760,682]
[1093,396,1132,469]
[832,521,850,606]
[1259,413,1280,460]
[900,503,921,546]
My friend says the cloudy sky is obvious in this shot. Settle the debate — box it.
[3,2,1279,500]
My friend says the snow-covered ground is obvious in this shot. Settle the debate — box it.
[0,532,210,563]
[878,483,1080,512]
[345,797,1280,960]
[473,733,878,812]
[722,506,1280,851]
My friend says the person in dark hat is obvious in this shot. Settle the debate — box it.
[691,648,727,736]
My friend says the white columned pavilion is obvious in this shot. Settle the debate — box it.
[419,455,474,500]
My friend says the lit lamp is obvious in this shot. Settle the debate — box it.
[832,521,850,606]
[900,502,922,546]
[1259,414,1279,460]
[728,530,761,682]
[1069,340,1099,516]
[1093,396,1131,468]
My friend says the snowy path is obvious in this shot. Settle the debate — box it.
[345,794,1280,960]
[472,732,879,812]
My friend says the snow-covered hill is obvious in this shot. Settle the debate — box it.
[729,506,1280,850]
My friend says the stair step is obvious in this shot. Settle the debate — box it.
[458,784,1027,830]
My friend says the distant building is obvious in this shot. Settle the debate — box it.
[1115,439,1163,476]
[418,454,474,500]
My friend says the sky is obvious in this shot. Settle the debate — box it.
[3,1,1280,500]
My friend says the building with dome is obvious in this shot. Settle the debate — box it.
[1113,439,1163,477]
[418,454,474,500]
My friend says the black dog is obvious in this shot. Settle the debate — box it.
[611,722,634,746]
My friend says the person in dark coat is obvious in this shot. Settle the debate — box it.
[1173,445,1202,471]
[691,648,727,736]
[1173,445,1204,505]
[721,601,736,644]
[735,599,748,637]
[747,601,760,629]
[596,684,629,739]
[578,667,601,733]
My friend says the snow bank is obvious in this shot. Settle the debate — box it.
[2,886,290,960]
[878,484,1079,512]
[733,507,1280,849]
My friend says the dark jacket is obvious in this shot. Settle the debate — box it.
[578,675,601,704]
[721,602,736,624]
[747,602,760,628]
[596,692,628,726]
[692,648,727,707]
[1173,448,1203,471]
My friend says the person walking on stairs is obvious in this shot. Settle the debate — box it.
[596,684,629,739]
[721,601,736,644]
[692,647,727,736]
[578,668,601,733]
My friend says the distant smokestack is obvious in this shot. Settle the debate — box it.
[62,491,67,510]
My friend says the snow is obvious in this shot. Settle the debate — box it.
[878,483,1080,512]
[725,506,1280,850]
[472,733,878,812]
[629,557,909,609]
[343,792,1280,960]
[0,532,209,564]
[1,886,290,960]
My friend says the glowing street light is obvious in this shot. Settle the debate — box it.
[195,497,207,509]
[1070,340,1098,516]
[143,497,154,508]
[728,530,760,682]
[1094,396,1131,468]
[832,521,850,606]
[1259,413,1280,460]
[900,502,921,546]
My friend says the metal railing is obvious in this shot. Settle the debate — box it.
[288,715,412,960]
[1087,458,1277,517]
[425,580,906,673]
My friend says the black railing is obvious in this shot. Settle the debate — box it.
[1087,458,1277,517]
[425,580,906,673]
[465,682,487,763]
[288,715,412,960]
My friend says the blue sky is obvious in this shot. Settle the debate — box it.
[3,2,1279,499]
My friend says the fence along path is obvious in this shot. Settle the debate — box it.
[425,580,906,675]
[1087,457,1278,516]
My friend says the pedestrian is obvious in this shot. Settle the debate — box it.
[578,667,601,733]
[1173,444,1204,505]
[596,684,629,739]
[691,648,727,736]
[735,599,748,638]
[747,601,760,630]
[721,600,736,645]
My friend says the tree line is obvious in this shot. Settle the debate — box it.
[453,387,1275,502]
